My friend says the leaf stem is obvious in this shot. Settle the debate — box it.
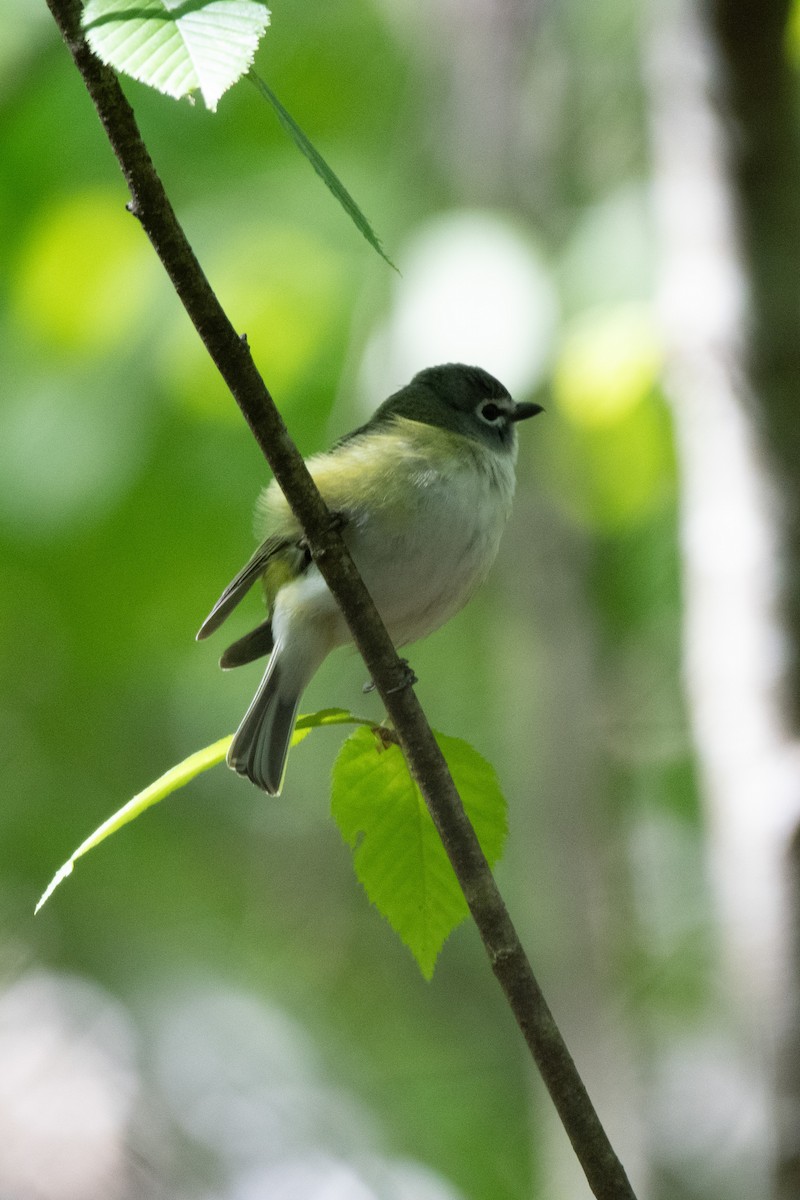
[43,6,638,1197]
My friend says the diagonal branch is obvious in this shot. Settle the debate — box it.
[43,3,638,1197]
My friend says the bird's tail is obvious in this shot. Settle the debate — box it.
[227,648,303,795]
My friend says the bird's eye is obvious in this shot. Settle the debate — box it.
[479,402,502,423]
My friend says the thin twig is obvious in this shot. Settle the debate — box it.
[43,4,638,1197]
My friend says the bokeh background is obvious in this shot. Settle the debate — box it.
[3,1,800,1197]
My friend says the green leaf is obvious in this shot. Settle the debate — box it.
[35,735,233,913]
[291,706,376,746]
[34,709,371,912]
[248,71,397,272]
[82,0,271,112]
[331,728,508,978]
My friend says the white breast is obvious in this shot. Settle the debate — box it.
[346,440,516,647]
[269,430,518,656]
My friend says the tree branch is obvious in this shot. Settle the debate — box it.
[44,3,638,1196]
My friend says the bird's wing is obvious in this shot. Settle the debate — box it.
[196,536,289,641]
[302,428,406,517]
[206,425,409,644]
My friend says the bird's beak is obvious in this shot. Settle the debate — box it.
[510,401,544,422]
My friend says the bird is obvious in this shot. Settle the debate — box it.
[197,363,542,794]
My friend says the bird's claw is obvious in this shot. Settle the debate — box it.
[299,512,347,562]
[363,658,417,695]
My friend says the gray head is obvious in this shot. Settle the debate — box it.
[368,363,543,453]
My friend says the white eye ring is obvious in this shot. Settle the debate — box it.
[478,401,503,424]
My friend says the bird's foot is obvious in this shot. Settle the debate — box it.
[363,658,417,695]
[388,658,418,693]
[298,512,348,563]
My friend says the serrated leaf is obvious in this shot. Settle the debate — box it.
[82,0,271,111]
[248,71,397,271]
[331,728,508,978]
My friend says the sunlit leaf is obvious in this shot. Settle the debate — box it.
[36,736,233,913]
[331,728,507,978]
[35,709,375,912]
[82,0,270,111]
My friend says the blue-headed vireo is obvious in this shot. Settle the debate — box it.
[198,363,542,793]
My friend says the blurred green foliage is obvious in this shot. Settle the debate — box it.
[0,2,727,1199]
